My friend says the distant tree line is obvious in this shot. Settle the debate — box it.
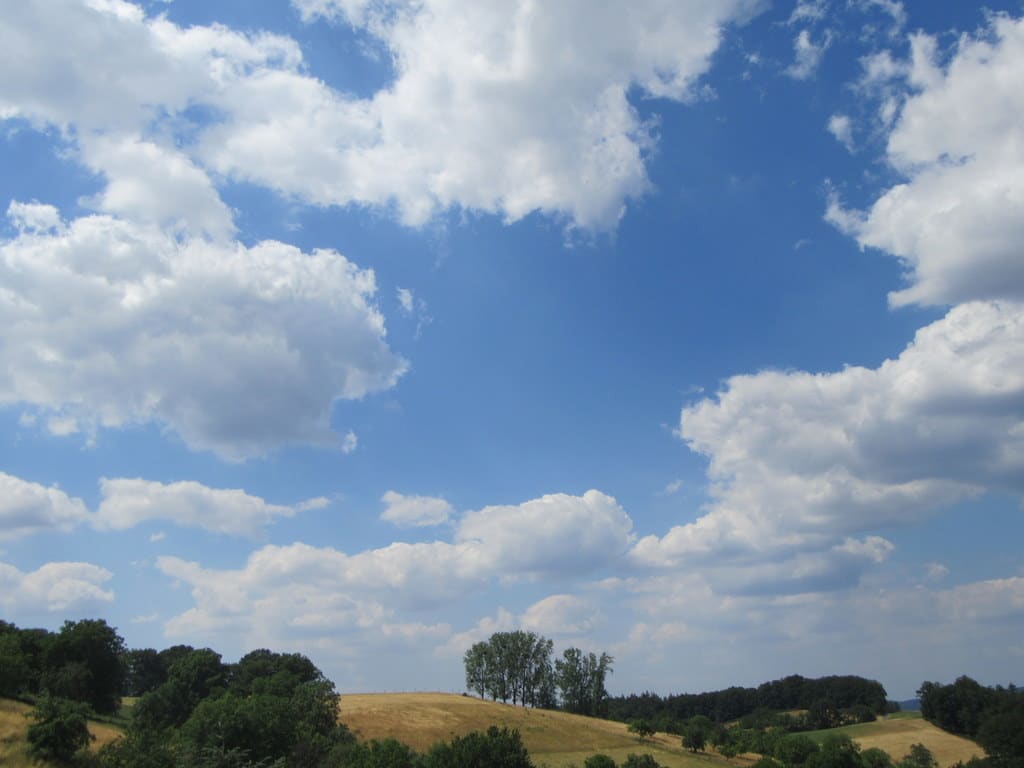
[605,674,892,731]
[463,631,614,716]
[918,677,1024,767]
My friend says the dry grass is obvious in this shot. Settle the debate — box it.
[338,692,753,768]
[0,698,123,767]
[805,715,983,768]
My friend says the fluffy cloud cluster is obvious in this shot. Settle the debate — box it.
[96,479,329,536]
[0,203,405,458]
[0,561,113,613]
[0,472,89,540]
[2,0,763,231]
[0,472,326,539]
[636,301,1024,569]
[830,14,1024,307]
[157,490,633,644]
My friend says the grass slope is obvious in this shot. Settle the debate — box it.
[803,713,983,768]
[339,692,751,768]
[0,698,122,767]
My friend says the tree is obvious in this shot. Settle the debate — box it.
[774,734,819,767]
[123,648,167,697]
[0,632,32,698]
[621,755,664,768]
[463,632,556,707]
[423,726,533,768]
[45,619,126,714]
[26,695,95,762]
[628,719,655,742]
[585,755,618,768]
[861,748,895,768]
[976,704,1024,763]
[898,744,938,768]
[555,648,613,716]
[682,716,713,753]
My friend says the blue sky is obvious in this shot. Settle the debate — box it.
[1,0,1023,701]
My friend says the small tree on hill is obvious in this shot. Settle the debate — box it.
[628,718,655,742]
[26,695,94,762]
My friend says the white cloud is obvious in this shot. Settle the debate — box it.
[156,490,634,650]
[827,113,854,151]
[149,531,167,543]
[635,301,1024,568]
[787,29,831,80]
[0,204,407,459]
[830,16,1024,306]
[95,478,327,536]
[341,430,359,455]
[0,560,113,612]
[658,478,684,496]
[396,287,414,314]
[380,490,453,528]
[0,472,89,540]
[456,490,635,577]
[520,594,604,636]
[2,0,765,231]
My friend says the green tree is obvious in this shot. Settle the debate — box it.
[861,748,895,768]
[898,744,938,768]
[26,695,95,762]
[45,619,126,714]
[585,755,618,768]
[629,719,656,742]
[123,648,167,697]
[0,632,32,697]
[423,726,533,768]
[621,754,664,768]
[682,716,713,753]
[774,734,819,767]
[975,704,1024,763]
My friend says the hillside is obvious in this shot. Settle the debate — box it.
[804,712,983,768]
[339,692,743,768]
[0,698,122,768]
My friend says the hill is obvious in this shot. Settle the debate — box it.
[803,712,983,767]
[0,698,122,768]
[338,692,743,768]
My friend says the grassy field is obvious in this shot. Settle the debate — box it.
[802,713,982,767]
[339,692,750,768]
[0,698,123,767]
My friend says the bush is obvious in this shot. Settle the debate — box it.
[26,695,95,762]
[585,755,618,768]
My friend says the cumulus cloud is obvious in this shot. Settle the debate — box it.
[0,560,113,613]
[0,204,406,459]
[380,491,453,528]
[636,301,1024,568]
[0,472,89,540]
[456,490,635,576]
[156,490,633,647]
[829,15,1024,306]
[95,478,327,536]
[2,0,764,231]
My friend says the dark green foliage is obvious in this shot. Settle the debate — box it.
[0,631,32,697]
[97,730,177,768]
[607,675,889,727]
[123,648,168,697]
[898,744,938,768]
[621,754,664,768]
[555,647,614,716]
[918,676,1024,764]
[422,726,533,768]
[134,647,229,731]
[628,718,655,741]
[861,748,895,768]
[334,738,420,768]
[774,734,820,767]
[805,734,861,768]
[463,631,556,708]
[45,619,127,714]
[807,700,842,731]
[975,703,1024,762]
[26,695,95,762]
[585,755,618,768]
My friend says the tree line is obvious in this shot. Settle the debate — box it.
[605,673,893,731]
[917,677,1023,767]
[463,631,614,716]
